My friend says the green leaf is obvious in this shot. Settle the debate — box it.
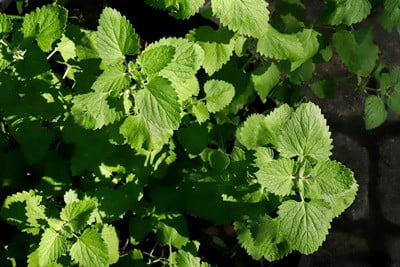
[38,228,67,266]
[379,0,400,33]
[311,78,335,99]
[192,102,209,124]
[237,114,269,150]
[177,124,209,155]
[234,216,291,261]
[145,0,205,19]
[60,199,97,232]
[102,224,119,265]
[322,183,358,218]
[71,92,123,130]
[257,28,319,70]
[70,228,109,267]
[204,79,235,113]
[277,102,332,162]
[208,150,230,172]
[92,64,130,94]
[120,115,150,151]
[211,0,270,38]
[305,160,355,196]
[22,5,68,52]
[145,38,204,102]
[388,90,400,114]
[174,250,208,267]
[251,62,281,103]
[156,216,189,248]
[136,76,181,130]
[256,158,295,196]
[364,95,387,130]
[64,189,78,205]
[254,147,274,167]
[0,14,12,37]
[137,45,176,76]
[325,0,371,26]
[96,7,140,64]
[332,28,379,76]
[187,26,235,75]
[278,200,332,254]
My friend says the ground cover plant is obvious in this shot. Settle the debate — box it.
[0,0,398,266]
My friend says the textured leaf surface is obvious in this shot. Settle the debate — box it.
[256,158,295,196]
[136,76,181,130]
[138,45,175,75]
[102,224,119,264]
[204,79,235,113]
[22,5,67,52]
[332,28,379,76]
[380,0,400,33]
[306,160,355,196]
[257,28,319,70]
[38,228,67,266]
[0,14,12,37]
[278,200,332,254]
[212,0,270,38]
[235,216,290,261]
[92,64,130,94]
[364,95,387,130]
[251,62,280,102]
[326,0,371,25]
[96,7,140,63]
[277,103,332,161]
[192,102,209,124]
[187,26,235,75]
[70,228,108,267]
[237,114,269,150]
[60,199,97,232]
[72,92,123,130]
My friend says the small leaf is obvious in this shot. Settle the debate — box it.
[251,62,281,103]
[192,102,210,124]
[388,90,400,114]
[0,14,12,37]
[311,78,335,99]
[364,95,387,130]
[138,45,176,75]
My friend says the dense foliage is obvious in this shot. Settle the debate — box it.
[0,0,398,266]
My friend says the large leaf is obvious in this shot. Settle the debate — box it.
[96,7,140,64]
[22,5,67,52]
[212,0,270,38]
[325,0,371,26]
[136,76,181,130]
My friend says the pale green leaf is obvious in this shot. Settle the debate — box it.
[326,0,371,26]
[70,228,109,267]
[276,102,332,162]
[257,27,319,70]
[102,224,119,264]
[256,158,295,196]
[234,216,290,261]
[92,64,130,94]
[38,228,67,266]
[120,115,150,151]
[364,95,387,130]
[0,13,12,37]
[204,79,235,113]
[60,199,97,232]
[192,102,209,124]
[305,160,356,196]
[138,45,175,76]
[22,5,68,52]
[96,7,140,64]
[211,0,270,38]
[71,92,123,130]
[174,250,207,267]
[237,114,269,150]
[64,189,78,205]
[254,147,274,167]
[322,182,358,218]
[136,76,181,130]
[251,62,281,103]
[187,26,235,75]
[278,200,332,254]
